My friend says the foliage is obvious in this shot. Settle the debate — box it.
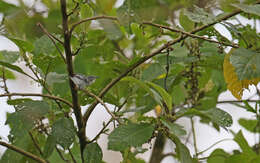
[0,0,260,163]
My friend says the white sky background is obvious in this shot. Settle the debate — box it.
[0,0,260,163]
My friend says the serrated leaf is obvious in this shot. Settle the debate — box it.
[0,50,19,63]
[184,6,216,25]
[5,100,50,138]
[108,123,154,151]
[8,37,34,52]
[232,4,260,16]
[83,143,103,163]
[161,119,186,137]
[206,108,233,128]
[230,48,260,80]
[51,118,76,149]
[33,35,56,56]
[223,51,260,99]
[146,81,172,111]
[233,130,257,157]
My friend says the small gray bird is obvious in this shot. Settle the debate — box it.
[70,74,98,89]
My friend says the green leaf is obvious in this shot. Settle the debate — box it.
[80,4,94,19]
[232,4,260,16]
[43,135,56,159]
[108,123,154,151]
[224,153,247,163]
[207,149,229,163]
[0,61,28,76]
[171,83,187,105]
[146,81,173,111]
[0,68,15,79]
[0,1,19,15]
[206,108,233,128]
[0,51,19,63]
[121,76,162,105]
[141,63,164,81]
[83,143,103,163]
[33,35,56,56]
[8,37,34,52]
[46,72,67,87]
[169,134,193,163]
[99,20,122,40]
[184,6,216,25]
[5,100,50,138]
[233,130,256,157]
[230,48,260,80]
[51,118,76,149]
[179,9,194,31]
[161,118,186,137]
[238,118,260,133]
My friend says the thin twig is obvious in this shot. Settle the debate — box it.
[0,93,73,107]
[67,2,79,16]
[197,138,233,155]
[68,148,77,163]
[82,3,260,123]
[0,141,48,163]
[28,131,44,156]
[55,146,69,162]
[143,22,239,48]
[37,23,66,63]
[81,88,120,123]
[89,119,113,143]
[70,15,118,34]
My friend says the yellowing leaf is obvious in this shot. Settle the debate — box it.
[223,52,260,99]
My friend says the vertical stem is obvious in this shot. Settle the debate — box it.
[149,133,166,163]
[60,0,86,161]
[191,117,198,156]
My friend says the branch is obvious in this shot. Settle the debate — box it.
[82,3,260,123]
[0,141,48,163]
[88,119,113,143]
[0,93,73,107]
[70,15,118,34]
[37,23,66,63]
[143,22,239,48]
[60,0,86,158]
[81,89,120,123]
